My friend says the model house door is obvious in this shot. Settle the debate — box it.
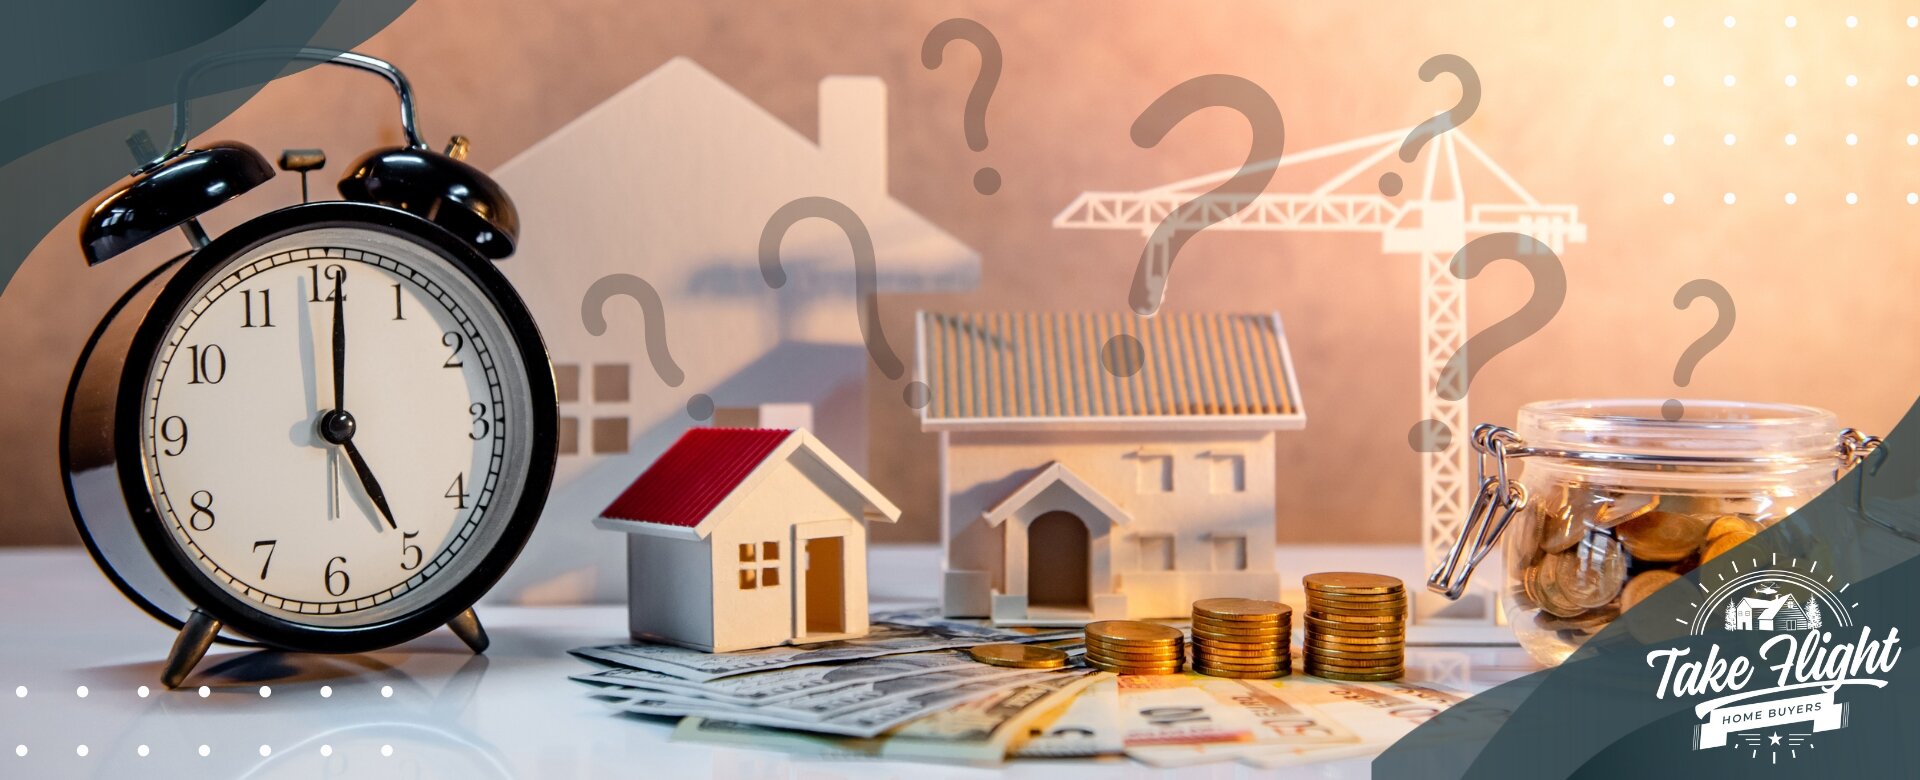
[792,519,853,638]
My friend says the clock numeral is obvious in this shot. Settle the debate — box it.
[185,344,226,385]
[187,490,215,531]
[401,531,423,571]
[445,473,469,510]
[308,264,347,302]
[469,402,490,440]
[392,283,406,320]
[159,415,189,456]
[324,556,350,597]
[442,332,465,368]
[240,289,274,328]
[252,540,276,579]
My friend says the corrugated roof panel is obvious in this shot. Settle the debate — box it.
[917,311,1300,423]
[598,428,793,527]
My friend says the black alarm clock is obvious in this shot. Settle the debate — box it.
[60,49,557,688]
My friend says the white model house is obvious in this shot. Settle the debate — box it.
[916,311,1307,624]
[594,427,900,652]
[489,57,977,604]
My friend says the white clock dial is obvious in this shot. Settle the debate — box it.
[139,227,534,627]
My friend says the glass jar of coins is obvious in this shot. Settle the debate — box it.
[1426,399,1880,666]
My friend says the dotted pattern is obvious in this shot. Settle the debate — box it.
[1658,13,1920,206]
[7,683,400,761]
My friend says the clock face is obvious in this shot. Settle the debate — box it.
[137,225,537,628]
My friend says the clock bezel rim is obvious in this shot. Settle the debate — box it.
[113,201,557,652]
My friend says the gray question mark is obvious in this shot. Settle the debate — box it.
[1407,233,1566,452]
[760,196,931,410]
[922,18,1003,196]
[1378,54,1481,197]
[581,274,715,422]
[1662,279,1735,422]
[1100,74,1285,378]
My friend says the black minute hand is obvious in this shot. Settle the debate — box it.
[330,272,346,411]
[342,440,398,530]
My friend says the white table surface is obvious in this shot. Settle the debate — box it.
[0,544,1540,779]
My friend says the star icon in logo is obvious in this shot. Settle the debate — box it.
[1768,733,1782,746]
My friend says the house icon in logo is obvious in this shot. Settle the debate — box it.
[1727,585,1819,631]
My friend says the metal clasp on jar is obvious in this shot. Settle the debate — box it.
[1427,424,1530,600]
[1425,424,1886,601]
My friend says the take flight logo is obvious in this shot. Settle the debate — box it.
[1645,554,1902,764]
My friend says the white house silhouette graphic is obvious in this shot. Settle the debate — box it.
[1732,585,1810,631]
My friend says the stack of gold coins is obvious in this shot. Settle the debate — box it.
[1083,620,1184,675]
[1302,572,1406,681]
[1189,598,1291,678]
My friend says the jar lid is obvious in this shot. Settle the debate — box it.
[1516,398,1840,466]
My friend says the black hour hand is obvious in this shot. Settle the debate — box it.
[341,439,397,530]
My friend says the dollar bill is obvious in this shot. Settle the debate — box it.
[1014,675,1126,757]
[672,671,1097,762]
[572,614,1078,682]
[573,647,996,706]
[610,668,1074,738]
[1126,677,1473,769]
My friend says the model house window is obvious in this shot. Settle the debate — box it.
[738,541,780,589]
[1134,453,1173,493]
[1212,535,1248,570]
[556,362,634,455]
[1140,535,1175,570]
[1208,453,1246,493]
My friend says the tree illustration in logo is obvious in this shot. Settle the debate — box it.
[1805,599,1824,629]
[1723,600,1740,631]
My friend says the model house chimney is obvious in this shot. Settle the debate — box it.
[819,76,886,195]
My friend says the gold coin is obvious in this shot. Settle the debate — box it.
[1086,651,1186,667]
[1192,642,1286,656]
[1085,645,1184,661]
[1304,652,1402,669]
[1705,514,1762,542]
[1305,591,1409,605]
[1191,625,1287,642]
[1304,632,1404,646]
[1195,666,1288,679]
[1306,638,1406,653]
[1191,613,1286,630]
[1535,536,1628,616]
[1304,615,1405,632]
[1085,659,1182,675]
[968,643,1069,669]
[1620,569,1682,612]
[1303,572,1405,594]
[1191,598,1291,621]
[1309,668,1403,682]
[1084,621,1184,646]
[1191,617,1286,634]
[1304,610,1403,624]
[1700,531,1753,562]
[1615,511,1709,562]
[1305,596,1407,610]
[1301,644,1401,660]
[1595,492,1659,529]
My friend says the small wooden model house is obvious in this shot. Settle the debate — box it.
[917,311,1307,624]
[594,428,900,652]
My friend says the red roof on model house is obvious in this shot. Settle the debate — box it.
[596,428,900,537]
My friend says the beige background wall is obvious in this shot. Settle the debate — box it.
[5,0,1916,546]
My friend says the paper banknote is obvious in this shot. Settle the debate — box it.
[573,647,1007,706]
[672,672,1097,762]
[1125,677,1471,768]
[611,668,1075,737]
[573,613,1078,682]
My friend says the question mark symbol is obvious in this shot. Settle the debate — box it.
[1098,74,1285,378]
[1407,233,1566,452]
[1662,279,1735,422]
[922,18,1003,196]
[760,196,931,409]
[581,274,715,422]
[1378,54,1480,197]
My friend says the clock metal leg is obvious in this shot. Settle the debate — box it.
[448,608,489,654]
[162,609,221,689]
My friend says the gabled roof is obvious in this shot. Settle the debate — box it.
[595,428,900,539]
[917,311,1307,432]
[982,462,1131,528]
